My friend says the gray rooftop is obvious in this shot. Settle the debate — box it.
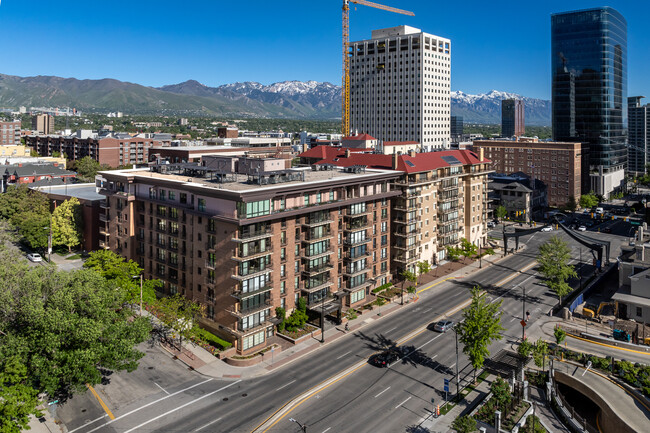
[31,183,104,202]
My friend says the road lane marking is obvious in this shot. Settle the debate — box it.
[417,276,459,294]
[386,326,397,333]
[276,380,297,391]
[336,351,351,360]
[67,415,107,433]
[154,382,170,395]
[123,381,241,433]
[566,333,650,355]
[491,271,537,305]
[449,363,456,369]
[494,261,537,288]
[84,378,213,433]
[195,417,222,432]
[86,384,115,420]
[322,428,331,433]
[423,308,432,313]
[374,387,391,398]
[395,396,411,409]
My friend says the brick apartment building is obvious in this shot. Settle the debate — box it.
[0,121,21,145]
[26,132,166,167]
[472,138,588,208]
[97,157,400,354]
[302,147,492,272]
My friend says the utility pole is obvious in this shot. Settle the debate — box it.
[522,286,526,341]
[139,273,143,316]
[455,326,460,399]
[579,247,583,289]
[479,238,482,269]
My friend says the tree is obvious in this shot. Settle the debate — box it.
[460,238,478,262]
[72,156,110,182]
[400,270,417,305]
[156,294,204,348]
[565,196,577,214]
[0,357,42,433]
[537,236,577,304]
[579,192,599,210]
[0,185,51,251]
[52,197,83,252]
[554,326,566,345]
[490,376,512,413]
[456,286,505,382]
[452,415,477,433]
[84,250,159,305]
[518,338,533,358]
[495,205,507,221]
[532,339,548,368]
[446,245,461,261]
[0,253,151,408]
[416,261,430,284]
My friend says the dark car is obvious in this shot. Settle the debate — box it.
[369,347,403,368]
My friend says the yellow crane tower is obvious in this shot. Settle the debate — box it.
[341,0,414,136]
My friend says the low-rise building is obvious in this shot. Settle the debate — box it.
[1,163,76,191]
[97,159,400,354]
[489,174,547,222]
[472,137,588,208]
[614,227,650,322]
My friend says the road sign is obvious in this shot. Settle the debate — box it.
[520,320,527,327]
[443,378,450,392]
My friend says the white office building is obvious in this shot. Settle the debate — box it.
[349,25,451,149]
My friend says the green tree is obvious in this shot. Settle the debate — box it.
[0,184,30,220]
[0,185,51,251]
[83,250,158,305]
[416,260,430,284]
[456,286,505,382]
[0,357,42,433]
[532,339,548,368]
[554,326,566,345]
[460,238,478,261]
[52,197,83,252]
[538,236,577,304]
[0,254,151,404]
[72,156,110,182]
[451,415,477,433]
[446,245,461,261]
[518,338,533,358]
[400,270,417,305]
[156,294,204,348]
[495,205,508,221]
[565,196,577,214]
[579,192,599,210]
[490,376,512,413]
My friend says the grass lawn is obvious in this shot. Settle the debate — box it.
[66,254,82,260]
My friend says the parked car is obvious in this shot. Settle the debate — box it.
[369,347,403,368]
[541,226,553,232]
[487,221,496,228]
[27,253,42,262]
[578,226,587,231]
[432,319,454,333]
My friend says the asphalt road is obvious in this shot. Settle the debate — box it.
[61,226,631,433]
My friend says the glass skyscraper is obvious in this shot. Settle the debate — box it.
[551,7,627,195]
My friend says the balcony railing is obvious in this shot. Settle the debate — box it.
[232,244,272,261]
[231,283,273,300]
[343,237,370,247]
[226,297,273,318]
[302,248,333,259]
[232,265,272,280]
[301,279,333,293]
[302,262,333,276]
[232,227,272,242]
[302,216,333,227]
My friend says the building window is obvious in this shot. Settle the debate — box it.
[294,276,300,289]
[350,289,366,304]
[242,330,265,351]
[198,198,206,212]
[280,265,286,278]
[281,281,286,294]
[637,307,643,317]
[238,200,271,218]
[169,191,176,200]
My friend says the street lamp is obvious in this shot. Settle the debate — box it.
[289,417,307,432]
[132,273,143,316]
[453,323,460,400]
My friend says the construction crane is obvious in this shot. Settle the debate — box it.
[341,0,414,136]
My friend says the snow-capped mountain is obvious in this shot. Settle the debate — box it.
[451,90,551,125]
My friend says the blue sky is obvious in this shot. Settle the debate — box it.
[1,0,648,99]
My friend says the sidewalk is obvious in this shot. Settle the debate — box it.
[173,247,518,380]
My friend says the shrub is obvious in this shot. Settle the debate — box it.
[345,308,358,321]
[524,415,546,433]
[490,377,512,413]
[297,297,307,313]
[192,327,232,349]
[452,415,477,433]
[372,282,393,293]
[374,297,387,307]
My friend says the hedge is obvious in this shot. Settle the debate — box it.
[193,327,232,350]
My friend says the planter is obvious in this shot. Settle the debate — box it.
[277,324,321,344]
[224,344,281,366]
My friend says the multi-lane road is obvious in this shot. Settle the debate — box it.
[61,225,628,433]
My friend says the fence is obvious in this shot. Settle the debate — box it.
[550,370,599,433]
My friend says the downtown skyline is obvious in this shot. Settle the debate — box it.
[0,1,649,101]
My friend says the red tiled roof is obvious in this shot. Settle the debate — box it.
[313,149,490,173]
[383,141,419,146]
[342,133,377,141]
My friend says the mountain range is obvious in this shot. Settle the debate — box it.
[0,73,551,125]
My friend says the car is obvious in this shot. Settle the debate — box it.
[369,347,403,368]
[487,221,496,228]
[578,226,587,231]
[541,226,553,232]
[602,227,612,233]
[433,319,454,333]
[27,253,42,262]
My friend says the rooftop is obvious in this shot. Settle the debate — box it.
[31,183,104,201]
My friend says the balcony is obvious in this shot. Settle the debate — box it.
[232,244,272,261]
[343,218,369,231]
[232,227,272,243]
[438,182,459,191]
[302,216,333,227]
[99,213,109,222]
[303,229,333,243]
[343,267,368,278]
[229,319,272,337]
[302,248,333,259]
[344,250,370,261]
[99,201,109,210]
[393,240,421,250]
[394,254,418,264]
[99,240,109,249]
[343,236,370,247]
[99,228,110,236]
[232,266,272,280]
[301,279,333,293]
[394,227,417,237]
[344,279,374,292]
[343,209,371,219]
[226,297,272,319]
[394,214,420,224]
[302,262,333,276]
[231,283,273,300]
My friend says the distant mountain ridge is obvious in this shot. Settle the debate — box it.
[0,73,550,124]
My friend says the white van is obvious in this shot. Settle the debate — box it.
[595,207,604,214]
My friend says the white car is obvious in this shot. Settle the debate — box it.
[541,226,552,232]
[578,226,587,231]
[27,253,42,262]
